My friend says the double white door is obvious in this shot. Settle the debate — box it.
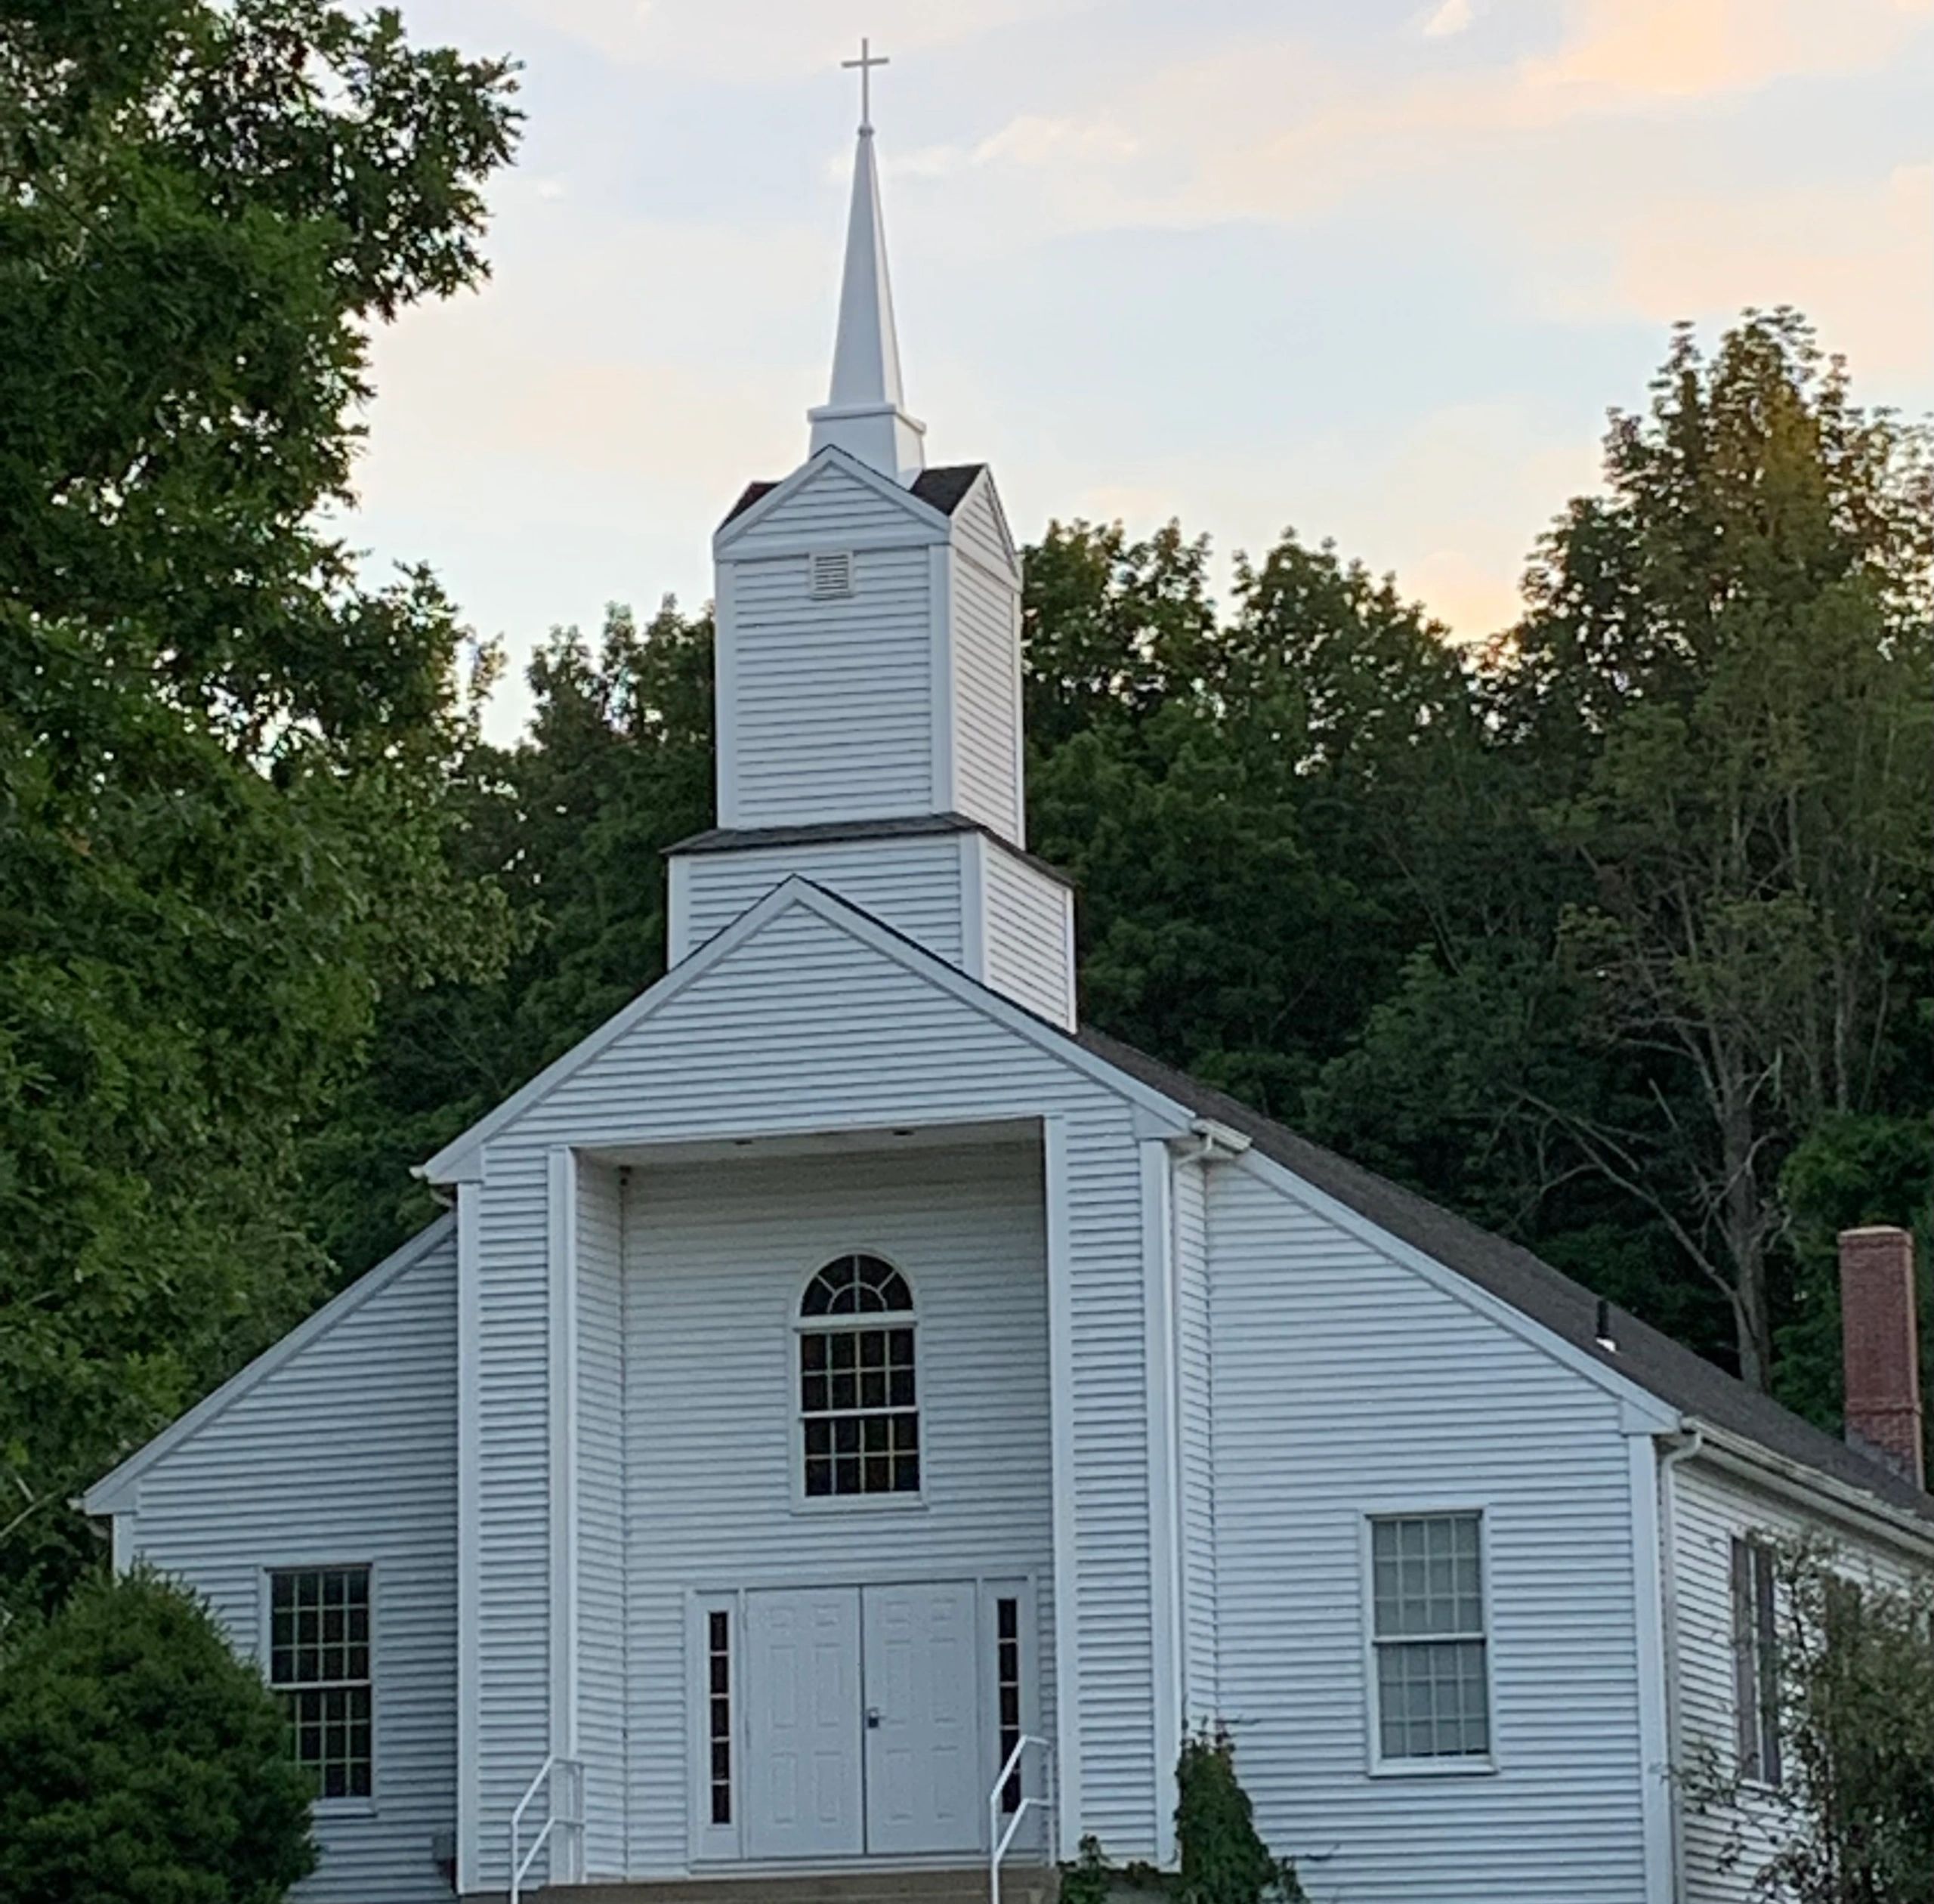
[743,1581,981,1859]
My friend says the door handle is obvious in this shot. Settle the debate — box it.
[866,1707,882,1729]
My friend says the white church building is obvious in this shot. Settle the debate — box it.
[86,71,1934,1904]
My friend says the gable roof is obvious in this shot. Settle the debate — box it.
[1081,1028,1934,1530]
[82,1212,456,1516]
[408,867,1929,1534]
[720,461,989,529]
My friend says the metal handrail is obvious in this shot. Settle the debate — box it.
[988,1732,1052,1904]
[509,1753,584,1904]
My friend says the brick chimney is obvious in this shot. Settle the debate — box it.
[1840,1225,1924,1488]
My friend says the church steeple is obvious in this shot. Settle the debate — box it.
[807,42,925,483]
[684,45,1075,1028]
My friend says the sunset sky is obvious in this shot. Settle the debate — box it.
[354,0,1934,740]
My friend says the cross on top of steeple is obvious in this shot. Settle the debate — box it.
[842,38,888,133]
[808,37,924,481]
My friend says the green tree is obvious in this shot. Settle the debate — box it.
[1497,311,1934,1389]
[1691,1541,1934,1902]
[309,601,716,1279]
[0,1569,316,1903]
[1027,522,1472,1114]
[0,0,521,1610]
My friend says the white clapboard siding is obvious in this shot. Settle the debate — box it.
[619,1143,1053,1872]
[1672,1459,1920,1902]
[979,841,1075,1030]
[723,457,937,558]
[576,1158,627,1878]
[949,519,1022,842]
[1172,1155,1217,1727]
[467,895,1161,1881]
[1205,1164,1651,1902]
[948,470,1018,586]
[726,542,935,827]
[119,1223,459,1904]
[672,832,968,967]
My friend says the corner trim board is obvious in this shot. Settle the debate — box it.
[1043,1116,1085,1859]
[456,1182,483,1895]
[1141,1138,1184,1865]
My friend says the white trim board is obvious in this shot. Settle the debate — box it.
[712,444,950,555]
[415,876,1196,1185]
[81,1213,457,1516]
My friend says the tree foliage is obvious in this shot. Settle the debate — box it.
[1058,1731,1305,1904]
[1501,311,1934,1388]
[0,0,521,1612]
[1693,1541,1934,1902]
[0,1569,316,1904]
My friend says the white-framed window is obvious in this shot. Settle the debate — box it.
[1732,1537,1782,1786]
[797,1253,919,1498]
[690,1592,741,1861]
[268,1566,372,1800]
[808,549,855,599]
[1367,1512,1492,1766]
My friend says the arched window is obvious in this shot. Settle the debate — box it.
[798,1253,918,1497]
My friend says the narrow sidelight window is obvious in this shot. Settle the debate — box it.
[707,1609,733,1825]
[996,1596,1023,1813]
[269,1566,372,1799]
[1370,1513,1491,1763]
[798,1253,919,1497]
[1732,1538,1781,1785]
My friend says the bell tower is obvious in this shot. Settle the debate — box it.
[665,48,1076,1031]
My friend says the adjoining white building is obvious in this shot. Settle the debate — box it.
[86,81,1933,1904]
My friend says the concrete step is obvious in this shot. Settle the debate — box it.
[539,1868,1058,1904]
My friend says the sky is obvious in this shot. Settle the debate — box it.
[351,0,1934,743]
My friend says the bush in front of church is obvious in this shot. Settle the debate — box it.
[0,1568,316,1904]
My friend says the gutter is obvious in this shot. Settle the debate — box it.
[1688,1419,1934,1561]
[1655,1422,1704,1904]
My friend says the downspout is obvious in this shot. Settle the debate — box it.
[1657,1420,1704,1904]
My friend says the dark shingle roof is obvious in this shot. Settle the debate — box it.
[721,478,780,526]
[910,464,986,515]
[666,813,1074,889]
[718,462,986,530]
[1078,1025,1934,1529]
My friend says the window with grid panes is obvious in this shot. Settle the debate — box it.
[798,1253,919,1497]
[1370,1514,1491,1762]
[996,1596,1023,1813]
[1731,1538,1781,1786]
[706,1609,733,1823]
[269,1567,372,1798]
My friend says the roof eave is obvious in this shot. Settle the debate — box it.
[1688,1419,1934,1555]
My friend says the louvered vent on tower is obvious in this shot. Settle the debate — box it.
[808,550,855,599]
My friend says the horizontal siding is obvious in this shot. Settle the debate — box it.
[471,898,1163,1873]
[1673,1460,1921,1903]
[578,1160,627,1878]
[950,554,1022,843]
[675,834,965,967]
[125,1227,459,1904]
[950,474,1016,585]
[1206,1164,1649,1902]
[728,544,933,826]
[621,1144,1054,1873]
[725,459,932,556]
[981,843,1074,1028]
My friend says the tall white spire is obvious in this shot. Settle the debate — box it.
[808,41,925,483]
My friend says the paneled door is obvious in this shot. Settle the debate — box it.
[860,1581,982,1856]
[744,1587,864,1859]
